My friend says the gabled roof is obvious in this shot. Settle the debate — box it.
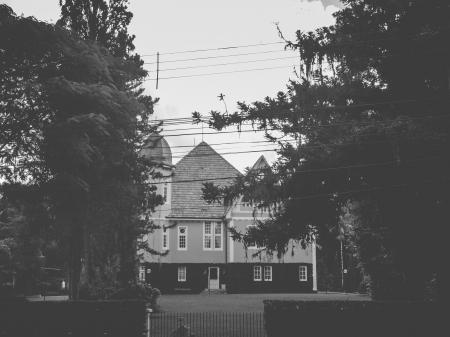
[169,141,241,219]
[250,155,270,172]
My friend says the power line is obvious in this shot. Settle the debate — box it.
[141,42,285,57]
[145,64,296,80]
[144,49,296,65]
[159,112,450,138]
[147,56,300,73]
[148,155,447,185]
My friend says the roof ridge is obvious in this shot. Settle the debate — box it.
[176,141,241,176]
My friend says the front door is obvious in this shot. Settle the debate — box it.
[208,267,220,289]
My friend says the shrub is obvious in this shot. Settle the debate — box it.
[264,300,442,337]
[0,300,146,337]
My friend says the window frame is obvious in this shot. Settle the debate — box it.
[139,266,146,282]
[177,225,187,251]
[253,265,262,281]
[263,266,272,281]
[177,266,186,282]
[203,221,223,251]
[299,265,308,282]
[162,227,169,250]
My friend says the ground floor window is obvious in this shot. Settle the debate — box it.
[253,265,262,281]
[263,266,272,281]
[139,266,146,282]
[299,265,307,281]
[178,266,186,282]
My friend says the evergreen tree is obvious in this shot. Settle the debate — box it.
[0,4,160,298]
[196,0,450,300]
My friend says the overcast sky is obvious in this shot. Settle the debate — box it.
[5,0,341,172]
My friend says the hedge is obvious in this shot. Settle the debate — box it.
[264,300,443,337]
[0,300,146,337]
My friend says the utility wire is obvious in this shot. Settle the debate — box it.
[144,49,296,65]
[148,155,447,185]
[141,42,285,57]
[147,56,300,72]
[160,113,450,138]
[145,64,296,80]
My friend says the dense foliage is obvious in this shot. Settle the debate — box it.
[0,4,161,298]
[196,0,450,299]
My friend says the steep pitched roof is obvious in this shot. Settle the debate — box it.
[169,141,241,219]
[250,155,270,172]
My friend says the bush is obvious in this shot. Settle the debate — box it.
[108,282,162,312]
[0,300,146,337]
[264,300,442,337]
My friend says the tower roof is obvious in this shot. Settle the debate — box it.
[140,135,172,166]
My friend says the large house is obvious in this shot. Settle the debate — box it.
[139,137,317,293]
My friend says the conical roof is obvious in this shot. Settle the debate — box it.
[140,135,172,166]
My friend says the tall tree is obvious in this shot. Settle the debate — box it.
[1,4,160,298]
[196,0,450,300]
[58,0,135,58]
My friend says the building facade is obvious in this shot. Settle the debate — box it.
[139,138,317,293]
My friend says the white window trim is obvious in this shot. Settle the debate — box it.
[178,266,186,282]
[139,266,146,282]
[203,222,223,251]
[299,265,308,281]
[264,266,272,281]
[253,265,262,281]
[177,226,187,251]
[246,224,265,250]
[162,227,169,250]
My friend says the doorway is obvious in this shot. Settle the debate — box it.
[208,266,220,289]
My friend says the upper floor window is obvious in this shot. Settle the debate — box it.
[163,183,168,203]
[162,227,169,250]
[178,226,187,250]
[299,265,307,281]
[246,224,264,249]
[203,222,222,250]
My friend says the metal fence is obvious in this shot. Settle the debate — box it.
[147,312,266,337]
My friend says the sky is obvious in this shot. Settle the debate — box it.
[5,0,341,172]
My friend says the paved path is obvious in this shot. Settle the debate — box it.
[158,292,370,312]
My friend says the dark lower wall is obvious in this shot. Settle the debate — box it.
[143,263,226,293]
[226,263,313,293]
[143,262,313,294]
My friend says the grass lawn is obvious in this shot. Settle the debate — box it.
[158,292,370,313]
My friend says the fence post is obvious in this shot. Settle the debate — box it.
[146,307,152,337]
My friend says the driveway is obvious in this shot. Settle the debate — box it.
[158,292,370,312]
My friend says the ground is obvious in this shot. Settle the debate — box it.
[158,292,370,312]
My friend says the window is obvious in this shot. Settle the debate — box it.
[178,266,186,282]
[204,222,212,249]
[163,183,168,202]
[178,226,187,250]
[139,266,146,282]
[162,227,169,250]
[253,266,262,281]
[264,266,272,281]
[203,222,222,250]
[246,225,264,249]
[299,266,307,281]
